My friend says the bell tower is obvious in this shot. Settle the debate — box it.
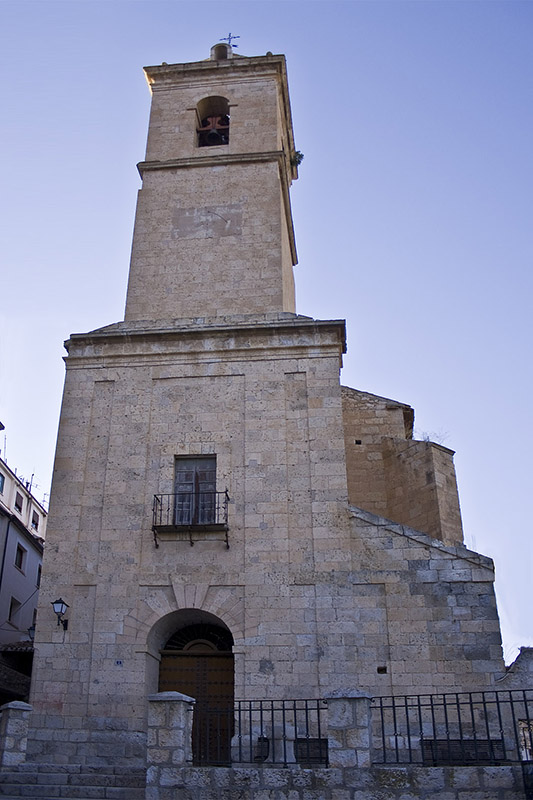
[124,43,299,322]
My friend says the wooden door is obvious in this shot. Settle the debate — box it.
[159,651,234,764]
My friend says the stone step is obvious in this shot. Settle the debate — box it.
[0,787,145,799]
[0,765,146,799]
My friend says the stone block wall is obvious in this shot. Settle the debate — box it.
[342,386,463,545]
[383,438,463,546]
[0,701,32,767]
[28,317,506,766]
[28,316,353,763]
[126,160,296,321]
[126,53,297,323]
[143,764,526,800]
[342,387,412,519]
[347,507,505,693]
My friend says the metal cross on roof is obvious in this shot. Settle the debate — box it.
[220,32,240,48]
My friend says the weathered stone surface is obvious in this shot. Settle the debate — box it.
[19,44,521,797]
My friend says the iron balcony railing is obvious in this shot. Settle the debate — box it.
[372,690,533,765]
[192,699,328,767]
[152,491,229,545]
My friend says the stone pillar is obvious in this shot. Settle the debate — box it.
[326,689,372,768]
[0,701,32,767]
[146,691,195,800]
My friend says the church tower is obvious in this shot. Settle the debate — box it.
[125,42,298,321]
[26,44,508,773]
[28,42,351,765]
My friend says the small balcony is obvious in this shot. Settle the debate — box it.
[152,491,229,548]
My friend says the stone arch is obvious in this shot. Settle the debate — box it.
[147,607,234,657]
[151,608,236,763]
[211,43,230,61]
[131,584,246,705]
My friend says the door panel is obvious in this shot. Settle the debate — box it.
[159,652,234,764]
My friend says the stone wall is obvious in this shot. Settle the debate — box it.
[125,53,297,323]
[342,387,411,519]
[0,701,32,767]
[144,764,525,800]
[342,386,463,545]
[28,315,353,763]
[347,507,505,694]
[383,438,463,546]
[27,317,506,764]
[144,692,527,800]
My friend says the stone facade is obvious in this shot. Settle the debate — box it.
[342,387,463,545]
[15,42,528,796]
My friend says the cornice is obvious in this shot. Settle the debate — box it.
[143,53,287,88]
[137,150,284,175]
[64,317,347,368]
[67,316,346,345]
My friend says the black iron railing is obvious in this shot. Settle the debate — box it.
[372,690,533,765]
[152,491,229,546]
[192,699,328,767]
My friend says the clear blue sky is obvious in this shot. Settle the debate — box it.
[0,0,531,663]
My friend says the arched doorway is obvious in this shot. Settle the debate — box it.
[157,610,234,765]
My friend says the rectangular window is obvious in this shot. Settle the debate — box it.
[0,473,4,494]
[14,544,26,571]
[174,456,216,525]
[8,597,21,627]
[31,511,39,530]
[36,564,42,588]
[14,492,23,513]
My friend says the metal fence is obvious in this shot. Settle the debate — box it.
[152,491,229,530]
[192,699,329,767]
[372,690,533,765]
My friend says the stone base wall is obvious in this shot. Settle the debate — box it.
[25,716,146,767]
[146,764,526,800]
[0,702,32,767]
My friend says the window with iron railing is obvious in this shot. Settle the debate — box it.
[152,456,229,547]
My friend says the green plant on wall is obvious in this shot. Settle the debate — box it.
[290,151,304,167]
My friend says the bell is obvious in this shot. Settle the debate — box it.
[206,128,224,145]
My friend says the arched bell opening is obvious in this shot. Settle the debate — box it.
[196,96,230,148]
[212,43,229,61]
[153,609,235,765]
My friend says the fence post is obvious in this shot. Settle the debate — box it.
[0,700,32,767]
[146,691,195,800]
[325,689,372,768]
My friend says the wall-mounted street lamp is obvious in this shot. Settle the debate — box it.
[51,598,69,631]
[27,624,36,641]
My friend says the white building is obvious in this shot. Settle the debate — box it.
[0,455,45,648]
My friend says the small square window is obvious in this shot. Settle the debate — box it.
[15,544,26,571]
[31,511,39,530]
[8,597,21,627]
[14,492,23,513]
[0,473,4,493]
